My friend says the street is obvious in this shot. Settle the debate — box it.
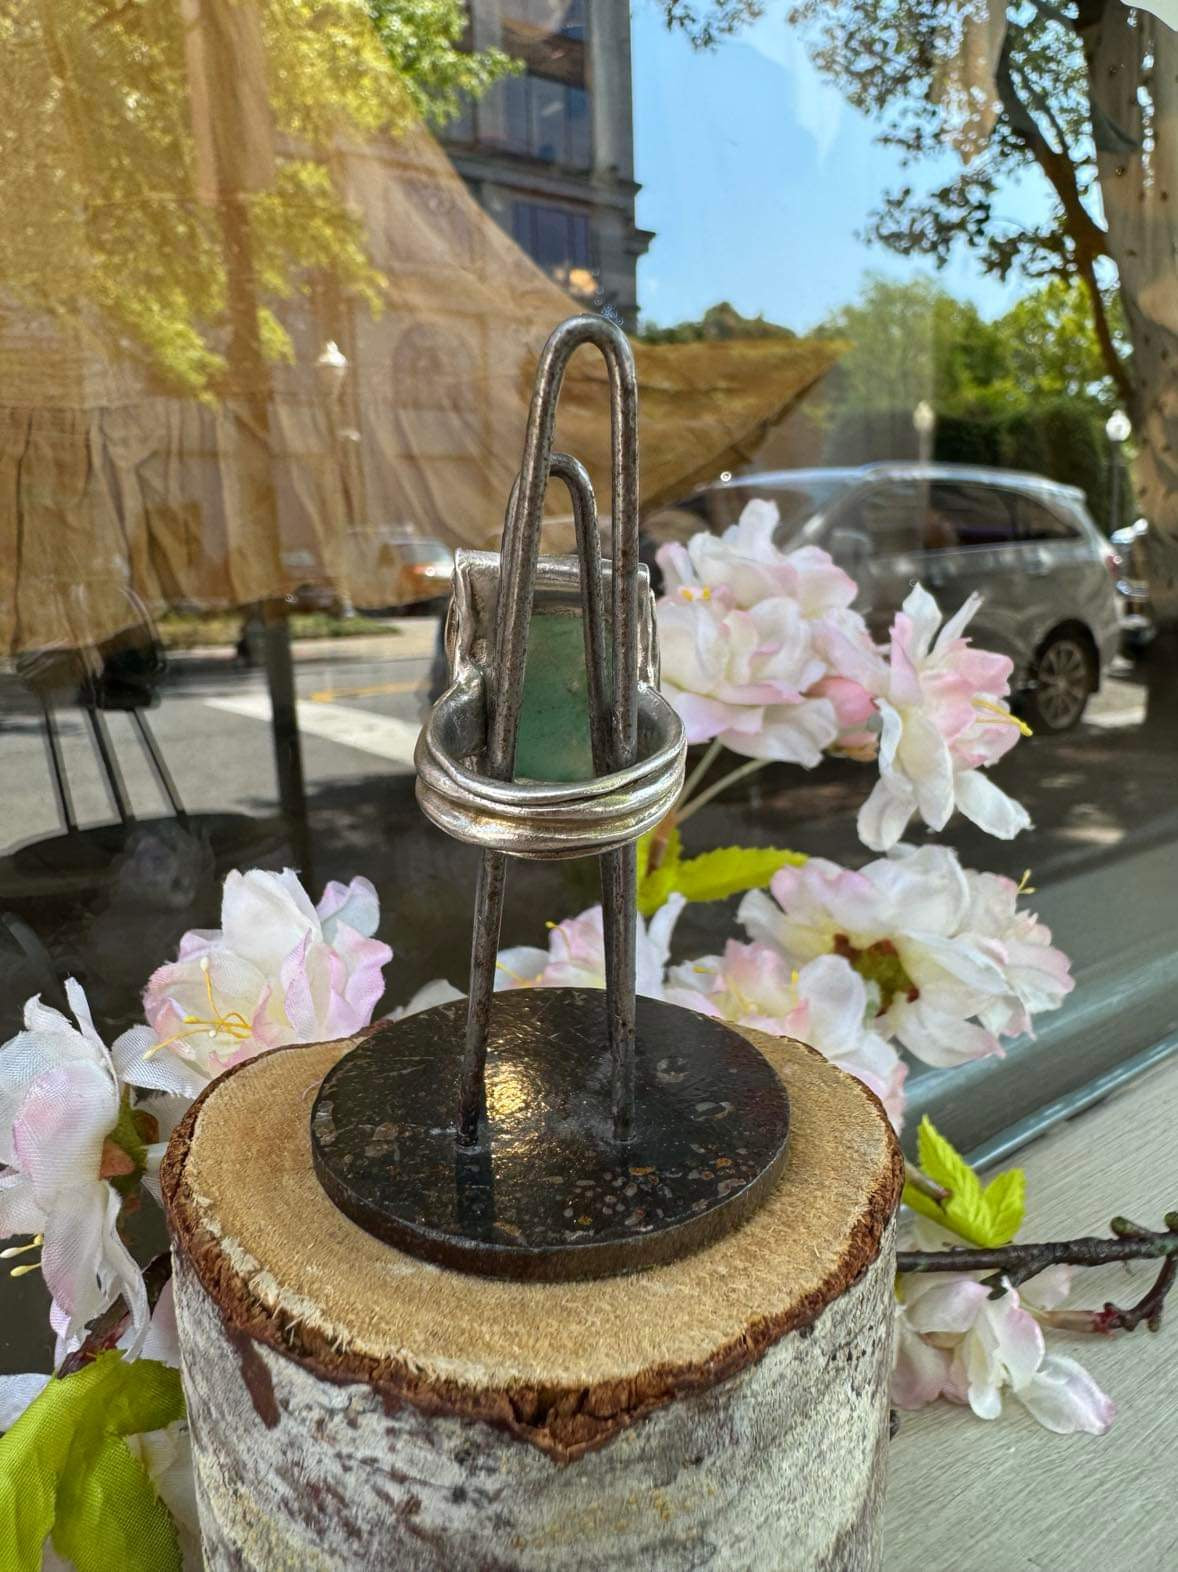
[1,620,1172,1017]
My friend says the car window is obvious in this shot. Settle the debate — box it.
[835,481,923,556]
[1017,494,1081,541]
[924,482,1017,549]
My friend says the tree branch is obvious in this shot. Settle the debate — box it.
[1074,248,1135,407]
[994,30,1107,262]
[897,1213,1178,1332]
[993,25,1133,401]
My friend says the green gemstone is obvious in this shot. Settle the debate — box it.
[513,607,608,783]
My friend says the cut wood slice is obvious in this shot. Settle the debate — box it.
[162,1023,903,1571]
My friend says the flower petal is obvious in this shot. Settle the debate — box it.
[954,769,1032,840]
[1017,1354,1115,1435]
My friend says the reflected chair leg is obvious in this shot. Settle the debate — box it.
[601,840,637,1144]
[83,703,133,825]
[457,848,508,1147]
[130,709,188,822]
[39,699,77,835]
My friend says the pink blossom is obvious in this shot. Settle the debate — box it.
[494,896,686,999]
[893,1270,1115,1434]
[961,869,1075,1038]
[665,944,906,1128]
[825,584,1032,850]
[116,870,393,1097]
[658,499,859,614]
[739,844,1071,1068]
[657,586,840,764]
[0,981,148,1347]
[655,499,878,766]
[394,898,688,1017]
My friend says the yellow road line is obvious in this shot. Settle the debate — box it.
[308,678,423,703]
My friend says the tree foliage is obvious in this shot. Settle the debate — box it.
[820,272,1124,417]
[658,1,766,47]
[0,0,511,397]
[639,299,797,343]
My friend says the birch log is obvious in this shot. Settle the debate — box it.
[162,1026,902,1571]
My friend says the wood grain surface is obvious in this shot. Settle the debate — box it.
[884,1056,1178,1572]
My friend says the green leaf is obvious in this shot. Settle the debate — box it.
[636,825,682,916]
[637,842,805,917]
[980,1168,1026,1247]
[916,1115,979,1200]
[0,1352,185,1572]
[905,1116,1026,1248]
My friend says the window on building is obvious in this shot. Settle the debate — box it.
[495,73,591,167]
[511,200,593,286]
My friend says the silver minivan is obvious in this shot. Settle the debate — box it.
[646,463,1122,733]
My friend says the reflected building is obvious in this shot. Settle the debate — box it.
[441,1,651,327]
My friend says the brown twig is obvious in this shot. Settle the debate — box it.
[904,1159,949,1204]
[896,1213,1178,1334]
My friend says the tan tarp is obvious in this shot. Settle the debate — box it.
[0,1,836,657]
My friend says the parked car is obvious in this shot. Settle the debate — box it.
[1110,519,1156,656]
[347,530,455,614]
[644,463,1122,733]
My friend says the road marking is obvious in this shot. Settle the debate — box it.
[307,678,423,703]
[205,693,420,767]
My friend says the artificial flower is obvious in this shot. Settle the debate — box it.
[664,945,907,1128]
[657,584,841,765]
[116,870,392,1097]
[739,844,1069,1068]
[0,981,148,1348]
[495,894,687,997]
[391,978,466,1020]
[395,896,689,1015]
[657,499,860,615]
[961,868,1075,1038]
[0,1281,201,1568]
[893,1269,1115,1434]
[655,499,881,766]
[822,583,1032,851]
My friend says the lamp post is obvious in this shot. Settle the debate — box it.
[1106,408,1132,532]
[913,399,936,465]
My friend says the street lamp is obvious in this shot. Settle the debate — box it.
[913,399,936,464]
[316,339,349,402]
[1105,409,1131,530]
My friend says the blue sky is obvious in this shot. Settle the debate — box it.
[630,6,1049,333]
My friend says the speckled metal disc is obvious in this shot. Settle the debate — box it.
[310,989,790,1281]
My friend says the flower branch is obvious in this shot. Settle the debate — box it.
[897,1213,1178,1332]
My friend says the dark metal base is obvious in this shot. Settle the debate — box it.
[310,989,790,1281]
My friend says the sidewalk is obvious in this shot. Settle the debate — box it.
[164,618,442,669]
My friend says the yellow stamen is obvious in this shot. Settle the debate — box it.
[142,964,255,1058]
[544,921,557,930]
[10,1261,41,1278]
[1016,868,1036,896]
[0,1234,43,1259]
[973,696,1033,737]
[495,961,538,988]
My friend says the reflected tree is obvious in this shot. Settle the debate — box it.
[789,0,1178,600]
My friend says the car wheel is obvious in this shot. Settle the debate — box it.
[1023,632,1095,733]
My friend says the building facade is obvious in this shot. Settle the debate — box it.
[441,1,651,327]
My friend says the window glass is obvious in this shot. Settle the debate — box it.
[1018,494,1080,541]
[2,0,1176,1390]
[925,482,1017,548]
[836,482,924,557]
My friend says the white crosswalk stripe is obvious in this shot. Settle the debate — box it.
[205,693,420,767]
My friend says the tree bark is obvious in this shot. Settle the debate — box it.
[1083,3,1178,615]
[162,1028,903,1571]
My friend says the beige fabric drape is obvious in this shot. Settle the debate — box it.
[0,0,836,657]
